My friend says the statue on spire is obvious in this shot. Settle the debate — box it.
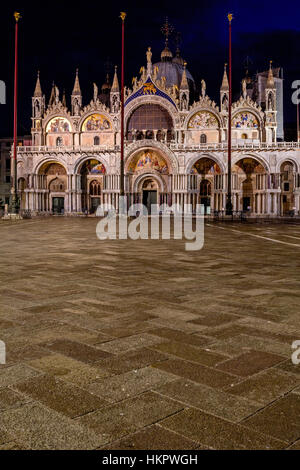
[93,83,98,102]
[201,79,206,97]
[242,78,247,98]
[146,47,152,76]
[55,86,59,104]
[146,47,152,64]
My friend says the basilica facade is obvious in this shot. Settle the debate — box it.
[16,41,300,216]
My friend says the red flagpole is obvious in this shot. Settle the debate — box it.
[226,13,233,215]
[297,102,299,142]
[120,12,126,201]
[12,12,21,214]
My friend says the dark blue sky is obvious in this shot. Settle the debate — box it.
[0,0,300,137]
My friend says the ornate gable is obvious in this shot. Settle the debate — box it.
[125,77,177,109]
[232,95,264,121]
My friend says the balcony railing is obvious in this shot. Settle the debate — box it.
[15,140,300,153]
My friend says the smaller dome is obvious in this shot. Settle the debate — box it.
[153,60,195,90]
[161,46,173,62]
[172,51,184,66]
[101,74,111,92]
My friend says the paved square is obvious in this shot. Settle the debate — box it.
[0,217,300,449]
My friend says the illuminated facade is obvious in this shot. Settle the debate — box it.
[16,42,300,216]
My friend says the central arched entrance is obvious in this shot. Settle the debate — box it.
[127,148,170,210]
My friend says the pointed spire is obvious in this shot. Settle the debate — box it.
[180,62,189,90]
[267,60,275,88]
[34,70,42,97]
[62,89,66,107]
[49,81,55,105]
[72,68,81,95]
[221,63,229,90]
[111,66,119,92]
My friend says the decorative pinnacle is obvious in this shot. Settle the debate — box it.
[228,13,233,23]
[14,12,21,22]
[221,63,229,91]
[120,12,126,21]
[267,60,275,88]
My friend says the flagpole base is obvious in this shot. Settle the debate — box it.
[225,196,233,216]
[2,213,23,220]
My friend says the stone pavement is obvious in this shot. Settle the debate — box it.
[0,217,300,450]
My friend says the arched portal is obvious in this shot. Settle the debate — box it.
[38,161,67,213]
[280,161,295,215]
[233,157,266,213]
[191,157,222,213]
[18,177,27,211]
[127,148,169,210]
[78,159,106,213]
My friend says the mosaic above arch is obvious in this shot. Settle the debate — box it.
[81,159,106,174]
[39,162,67,175]
[233,158,265,174]
[232,112,259,128]
[82,114,111,131]
[188,111,218,129]
[191,157,221,175]
[46,117,71,133]
[128,150,169,174]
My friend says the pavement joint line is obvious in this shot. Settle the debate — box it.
[280,234,300,240]
[206,224,300,247]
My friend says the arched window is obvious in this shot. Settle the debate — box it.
[90,180,101,196]
[56,137,63,147]
[156,130,163,142]
[146,130,153,139]
[241,133,247,139]
[94,136,100,146]
[18,177,26,191]
[200,134,207,144]
[49,178,65,192]
[136,131,144,140]
[127,104,173,139]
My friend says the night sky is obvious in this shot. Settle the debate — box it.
[0,0,300,138]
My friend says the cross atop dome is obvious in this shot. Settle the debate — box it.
[161,17,174,47]
[160,17,174,62]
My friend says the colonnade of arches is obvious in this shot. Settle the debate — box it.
[17,154,300,216]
